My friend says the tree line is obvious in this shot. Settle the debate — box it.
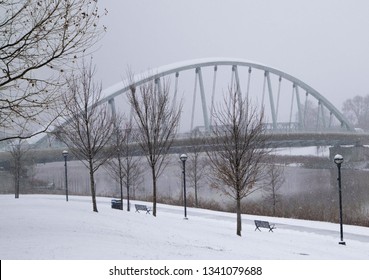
[342,95,369,131]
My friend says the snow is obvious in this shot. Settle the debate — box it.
[1,194,369,260]
[274,146,329,157]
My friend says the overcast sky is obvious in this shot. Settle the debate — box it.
[93,0,369,112]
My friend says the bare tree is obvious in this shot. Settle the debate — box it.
[300,100,333,131]
[263,156,285,216]
[55,60,115,212]
[186,132,208,207]
[0,0,106,142]
[206,88,269,236]
[127,76,182,216]
[105,120,143,211]
[342,95,369,130]
[8,139,32,198]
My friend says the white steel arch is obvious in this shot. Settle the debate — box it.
[99,57,354,132]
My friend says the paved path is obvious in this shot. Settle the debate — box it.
[156,204,369,243]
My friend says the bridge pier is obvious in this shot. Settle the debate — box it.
[329,145,369,163]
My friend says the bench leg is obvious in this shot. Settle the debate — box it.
[255,227,261,231]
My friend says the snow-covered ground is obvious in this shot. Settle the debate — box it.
[1,194,369,260]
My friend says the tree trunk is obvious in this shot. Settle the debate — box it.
[236,195,242,236]
[151,166,157,217]
[118,156,124,210]
[14,159,20,199]
[15,174,20,199]
[89,161,98,212]
[119,176,124,210]
[272,190,276,216]
[126,157,130,211]
[126,178,130,212]
[195,181,198,208]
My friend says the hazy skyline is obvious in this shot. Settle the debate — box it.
[93,0,369,111]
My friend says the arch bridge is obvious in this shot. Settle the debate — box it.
[100,57,354,134]
[32,57,362,152]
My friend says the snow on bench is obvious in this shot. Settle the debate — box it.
[135,204,151,214]
[254,220,276,232]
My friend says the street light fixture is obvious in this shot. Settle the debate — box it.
[334,154,345,245]
[180,153,188,220]
[62,150,69,202]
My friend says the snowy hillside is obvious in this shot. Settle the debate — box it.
[1,194,369,260]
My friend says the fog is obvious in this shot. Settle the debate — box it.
[93,0,369,116]
[1,153,365,225]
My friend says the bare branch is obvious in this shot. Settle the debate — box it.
[206,86,270,236]
[0,0,106,142]
[54,60,115,212]
[126,72,182,216]
[104,118,144,211]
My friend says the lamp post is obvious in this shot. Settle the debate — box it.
[180,153,188,220]
[334,154,345,245]
[62,150,69,202]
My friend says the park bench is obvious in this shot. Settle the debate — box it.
[254,220,276,232]
[135,204,151,214]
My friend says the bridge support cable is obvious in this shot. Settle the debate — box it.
[246,67,252,102]
[317,101,327,129]
[261,71,267,108]
[233,65,243,108]
[303,92,309,128]
[129,105,134,126]
[329,111,333,128]
[275,76,282,122]
[155,77,162,118]
[155,77,162,98]
[108,98,117,118]
[172,72,179,109]
[289,84,295,131]
[190,69,198,131]
[197,67,210,131]
[266,71,277,129]
[245,67,252,123]
[294,85,304,130]
[209,65,218,127]
[229,65,235,107]
[316,100,321,131]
